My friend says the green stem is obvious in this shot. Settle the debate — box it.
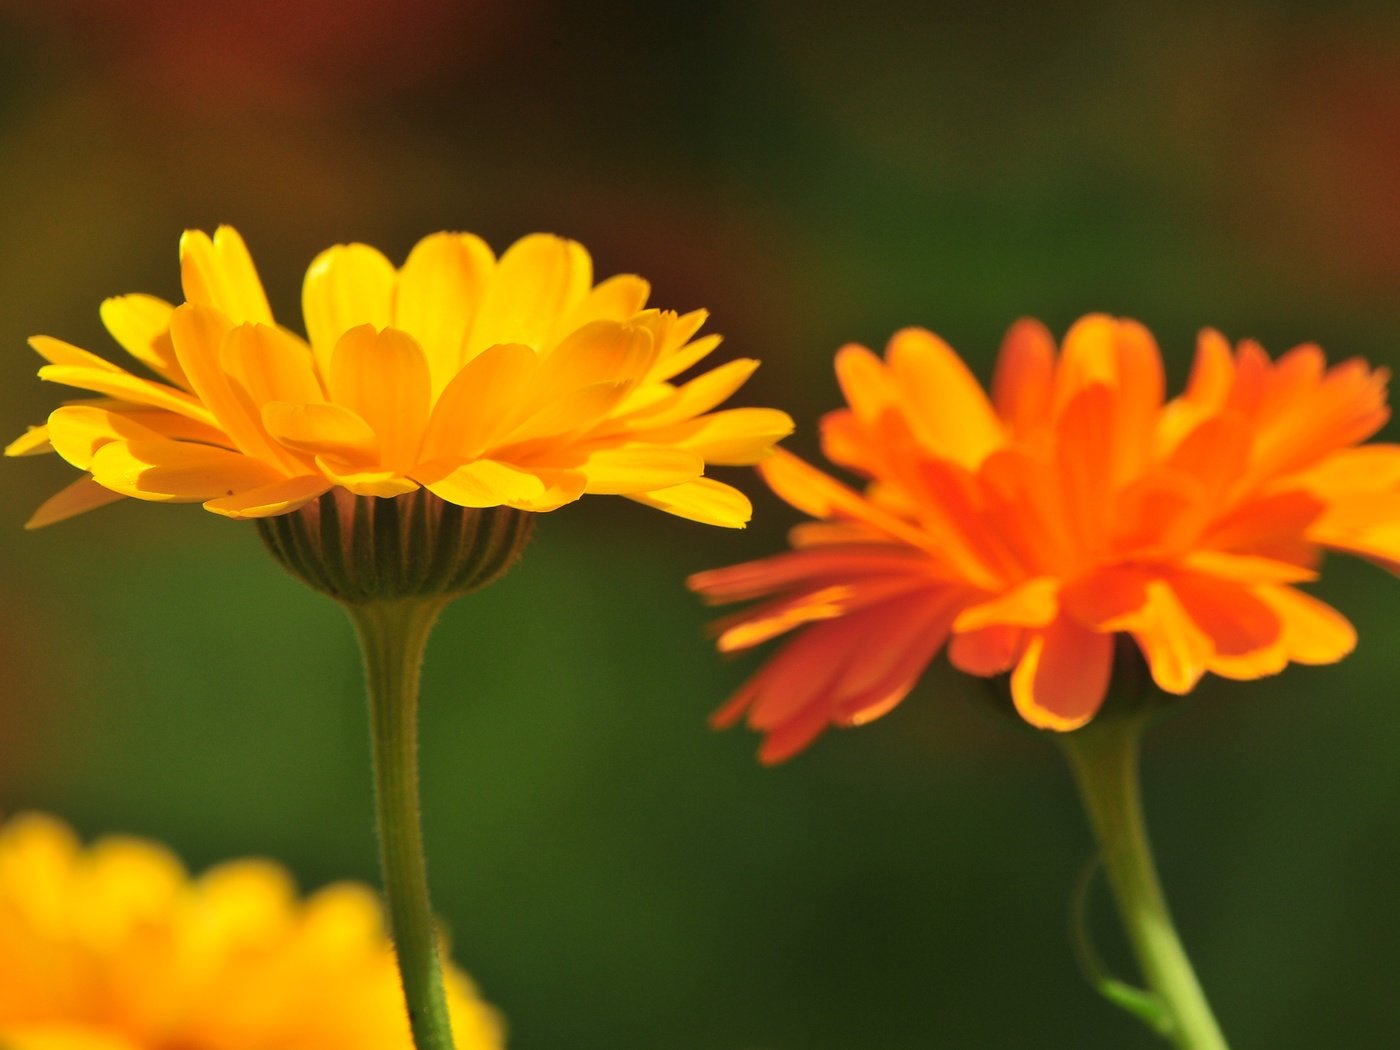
[1059,714,1229,1050]
[348,597,457,1050]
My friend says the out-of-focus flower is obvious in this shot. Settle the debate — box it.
[691,316,1400,761]
[8,226,791,529]
[0,812,503,1050]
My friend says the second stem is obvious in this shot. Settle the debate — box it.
[1059,712,1230,1050]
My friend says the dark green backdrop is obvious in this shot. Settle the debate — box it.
[2,2,1397,1047]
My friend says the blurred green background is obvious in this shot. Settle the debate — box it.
[2,2,1399,1047]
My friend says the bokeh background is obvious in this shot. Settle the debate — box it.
[2,2,1398,1047]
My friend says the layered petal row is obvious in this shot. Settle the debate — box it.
[691,316,1396,761]
[10,227,792,529]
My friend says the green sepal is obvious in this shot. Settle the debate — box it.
[257,488,535,605]
[1069,852,1176,1040]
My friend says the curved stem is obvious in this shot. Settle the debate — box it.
[1059,715,1229,1050]
[348,597,457,1050]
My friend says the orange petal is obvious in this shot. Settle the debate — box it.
[992,318,1055,437]
[688,544,931,604]
[1256,585,1356,665]
[757,450,946,559]
[1168,573,1284,678]
[1053,384,1115,559]
[1009,616,1113,730]
[833,343,894,422]
[886,327,1004,468]
[953,576,1059,632]
[1122,580,1210,695]
[947,624,1023,676]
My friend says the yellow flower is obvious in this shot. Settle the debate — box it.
[0,812,503,1050]
[9,227,792,529]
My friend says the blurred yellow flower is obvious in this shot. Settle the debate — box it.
[9,227,791,529]
[0,813,503,1050]
[692,317,1400,760]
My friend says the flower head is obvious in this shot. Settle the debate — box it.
[691,316,1400,761]
[0,812,503,1050]
[9,227,792,529]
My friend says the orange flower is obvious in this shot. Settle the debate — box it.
[690,316,1400,761]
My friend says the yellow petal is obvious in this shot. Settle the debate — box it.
[170,304,295,469]
[394,232,495,389]
[417,458,549,507]
[327,325,431,471]
[467,234,591,356]
[419,343,540,462]
[638,407,795,465]
[203,475,332,519]
[179,226,273,325]
[537,320,657,395]
[581,446,705,494]
[630,358,760,427]
[89,439,282,502]
[301,243,397,378]
[25,476,127,529]
[314,458,420,498]
[0,1025,145,1050]
[651,329,722,383]
[6,425,52,457]
[47,403,191,469]
[220,323,324,407]
[552,273,652,339]
[626,477,753,527]
[38,364,215,427]
[262,401,379,462]
[502,381,631,449]
[100,294,185,386]
[28,335,124,372]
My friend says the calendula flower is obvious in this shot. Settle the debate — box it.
[691,315,1398,761]
[8,226,792,529]
[6,227,793,1050]
[0,812,503,1050]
